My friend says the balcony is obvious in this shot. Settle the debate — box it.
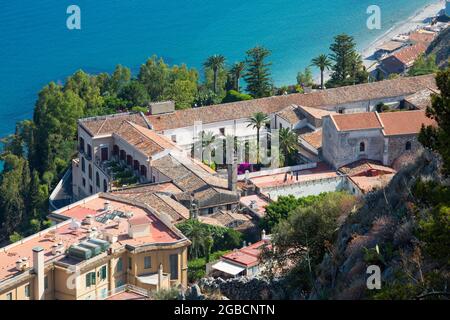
[100,159,141,189]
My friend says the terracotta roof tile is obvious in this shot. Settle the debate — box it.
[409,31,436,44]
[276,105,305,124]
[114,121,179,158]
[299,129,323,149]
[331,112,382,131]
[80,112,149,136]
[392,42,428,65]
[379,110,435,136]
[146,75,436,131]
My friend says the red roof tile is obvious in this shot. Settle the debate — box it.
[331,112,382,131]
[379,110,435,136]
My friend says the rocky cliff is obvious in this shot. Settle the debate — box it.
[311,151,449,299]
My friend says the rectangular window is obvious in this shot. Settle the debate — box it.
[128,257,132,270]
[144,256,151,269]
[25,284,30,298]
[99,265,107,280]
[219,128,225,136]
[6,292,12,300]
[115,279,125,288]
[100,288,108,299]
[169,254,179,280]
[87,144,92,159]
[79,137,85,153]
[44,276,48,290]
[85,272,96,287]
[116,258,123,272]
[82,178,86,187]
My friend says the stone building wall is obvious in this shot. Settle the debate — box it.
[386,135,423,165]
[322,117,385,169]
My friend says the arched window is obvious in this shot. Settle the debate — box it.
[103,179,108,192]
[140,165,147,178]
[405,141,412,151]
[120,150,126,161]
[133,160,140,171]
[113,145,119,156]
[96,172,100,188]
[359,142,365,153]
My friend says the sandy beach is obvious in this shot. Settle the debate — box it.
[362,0,445,66]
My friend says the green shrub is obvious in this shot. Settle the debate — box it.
[222,90,253,103]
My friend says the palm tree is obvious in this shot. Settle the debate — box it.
[204,55,226,94]
[311,54,332,89]
[230,61,246,92]
[247,112,270,164]
[279,127,298,166]
[182,220,209,259]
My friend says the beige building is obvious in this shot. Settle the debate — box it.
[0,194,190,300]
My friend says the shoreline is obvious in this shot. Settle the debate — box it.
[316,0,445,82]
[361,0,445,66]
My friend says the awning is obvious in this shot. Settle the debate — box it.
[212,260,245,276]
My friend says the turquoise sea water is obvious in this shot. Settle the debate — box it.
[0,0,438,141]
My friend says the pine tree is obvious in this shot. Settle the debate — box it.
[244,46,273,98]
[327,34,367,87]
[419,68,450,175]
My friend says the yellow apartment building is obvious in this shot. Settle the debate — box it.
[0,194,190,300]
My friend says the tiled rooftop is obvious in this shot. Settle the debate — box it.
[249,162,337,189]
[112,186,190,223]
[392,42,428,65]
[0,195,185,282]
[349,174,396,194]
[222,240,270,267]
[240,195,270,218]
[79,112,149,136]
[299,129,323,150]
[297,105,336,120]
[330,110,435,136]
[146,75,436,131]
[338,160,396,176]
[114,121,179,157]
[331,112,383,131]
[379,110,436,136]
[276,105,305,124]
[151,154,236,202]
[404,88,438,110]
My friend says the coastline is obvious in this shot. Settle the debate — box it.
[361,0,445,66]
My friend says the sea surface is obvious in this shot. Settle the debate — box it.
[0,0,437,142]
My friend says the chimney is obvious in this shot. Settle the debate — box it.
[158,263,164,290]
[227,156,238,192]
[32,246,45,300]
